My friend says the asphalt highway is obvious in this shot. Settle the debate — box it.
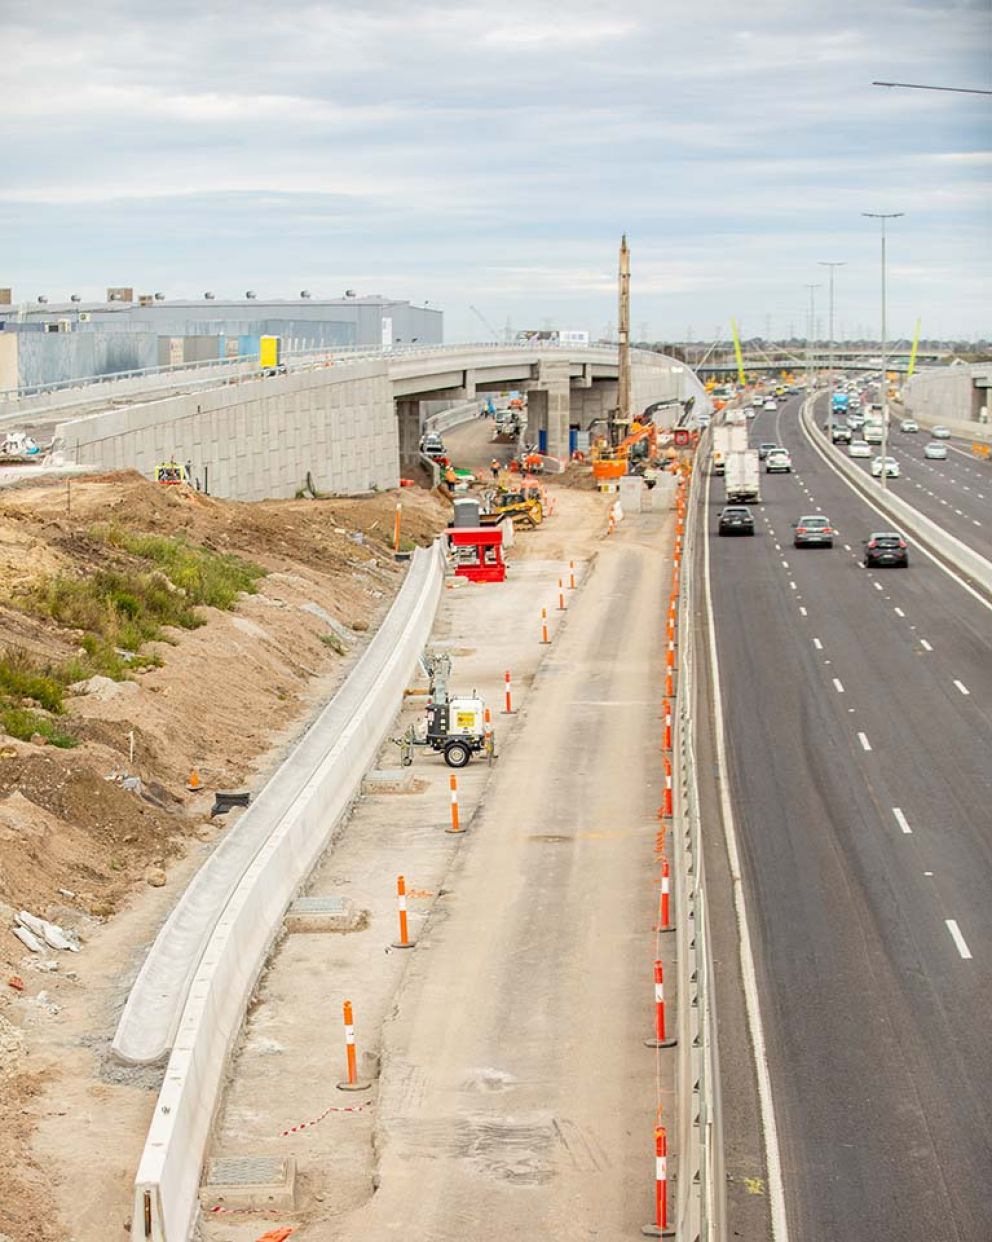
[819,408,992,558]
[704,396,992,1240]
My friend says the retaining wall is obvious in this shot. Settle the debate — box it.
[129,542,445,1241]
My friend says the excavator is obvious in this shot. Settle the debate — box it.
[590,418,659,484]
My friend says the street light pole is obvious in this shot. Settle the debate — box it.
[802,284,821,396]
[862,212,904,489]
[819,262,846,440]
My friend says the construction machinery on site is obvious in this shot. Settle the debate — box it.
[392,650,495,768]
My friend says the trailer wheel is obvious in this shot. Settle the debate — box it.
[444,740,471,768]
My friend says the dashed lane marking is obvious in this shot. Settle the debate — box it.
[894,606,905,617]
[789,581,797,591]
[892,808,913,835]
[799,606,808,616]
[946,920,973,960]
[953,680,971,696]
[832,678,845,693]
[858,731,872,751]
[813,638,823,650]
[920,639,933,651]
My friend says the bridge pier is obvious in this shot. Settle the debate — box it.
[526,359,570,460]
[396,398,423,475]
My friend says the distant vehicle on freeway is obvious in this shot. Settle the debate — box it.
[718,505,755,536]
[847,411,865,430]
[765,449,792,473]
[863,419,884,444]
[792,515,834,548]
[924,442,948,460]
[863,532,909,568]
[831,423,852,443]
[763,400,777,411]
[871,456,900,478]
[849,440,871,458]
[930,426,952,439]
[900,419,919,433]
[757,442,779,460]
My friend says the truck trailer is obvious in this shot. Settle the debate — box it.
[725,449,761,504]
[712,425,748,476]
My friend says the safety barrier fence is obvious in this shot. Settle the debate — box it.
[801,399,992,597]
[669,448,723,1240]
[128,542,445,1241]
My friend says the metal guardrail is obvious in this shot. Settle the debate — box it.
[801,399,992,598]
[672,446,723,1240]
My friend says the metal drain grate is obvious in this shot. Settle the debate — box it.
[289,896,348,915]
[205,1155,288,1187]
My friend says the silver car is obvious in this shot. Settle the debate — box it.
[924,442,948,460]
[931,426,952,439]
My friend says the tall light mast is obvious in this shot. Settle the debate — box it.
[616,233,631,445]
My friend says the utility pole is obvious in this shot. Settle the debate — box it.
[802,284,821,394]
[819,262,846,440]
[862,212,904,489]
[615,233,631,446]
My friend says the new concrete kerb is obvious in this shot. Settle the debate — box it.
[129,541,445,1242]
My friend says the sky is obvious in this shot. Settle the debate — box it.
[1,0,990,343]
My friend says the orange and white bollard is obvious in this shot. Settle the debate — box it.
[644,959,677,1049]
[337,1000,371,1091]
[392,875,415,949]
[641,1125,676,1236]
[656,858,674,932]
[569,560,576,590]
[666,615,676,645]
[665,638,675,671]
[502,669,515,715]
[393,501,402,553]
[664,669,675,699]
[662,756,673,818]
[446,773,462,834]
[558,578,566,611]
[541,607,550,644]
[662,699,672,753]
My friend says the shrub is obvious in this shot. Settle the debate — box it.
[1,707,78,748]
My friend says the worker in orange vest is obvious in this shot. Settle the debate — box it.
[444,464,457,487]
[490,458,500,482]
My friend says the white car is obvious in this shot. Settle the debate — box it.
[930,426,951,439]
[745,407,757,419]
[763,400,777,411]
[900,419,919,433]
[871,456,900,478]
[765,449,792,473]
[924,442,948,460]
[848,440,871,458]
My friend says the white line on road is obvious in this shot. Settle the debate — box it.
[953,680,971,696]
[843,544,851,551]
[813,638,823,649]
[781,560,789,569]
[799,606,807,616]
[946,920,973,960]
[892,807,913,835]
[920,639,933,651]
[873,582,883,591]
[858,731,872,751]
[832,678,845,693]
[894,606,905,617]
[789,581,797,590]
[703,469,790,1242]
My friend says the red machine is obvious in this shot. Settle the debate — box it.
[673,428,691,447]
[448,527,506,583]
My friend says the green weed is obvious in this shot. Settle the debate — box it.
[1,707,78,749]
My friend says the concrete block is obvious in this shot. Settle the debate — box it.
[200,1155,296,1212]
[362,768,417,795]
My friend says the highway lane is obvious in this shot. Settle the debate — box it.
[706,398,992,1239]
[808,400,992,558]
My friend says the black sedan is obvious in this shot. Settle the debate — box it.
[718,505,755,536]
[863,532,909,568]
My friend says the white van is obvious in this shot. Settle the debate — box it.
[863,419,884,444]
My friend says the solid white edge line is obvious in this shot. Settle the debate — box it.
[945,919,973,960]
[798,401,992,615]
[892,807,913,835]
[703,468,790,1242]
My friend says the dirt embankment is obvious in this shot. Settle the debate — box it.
[0,471,447,1239]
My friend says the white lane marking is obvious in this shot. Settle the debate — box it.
[813,638,823,650]
[953,680,970,696]
[843,543,851,551]
[789,581,797,591]
[873,581,883,591]
[799,606,807,616]
[955,508,963,515]
[946,920,973,960]
[920,639,933,651]
[832,678,845,693]
[703,468,790,1242]
[781,560,789,569]
[858,731,872,751]
[894,606,905,617]
[892,807,913,835]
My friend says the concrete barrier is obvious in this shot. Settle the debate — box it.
[802,400,992,597]
[130,541,444,1240]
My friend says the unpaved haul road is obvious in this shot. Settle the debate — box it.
[346,512,673,1240]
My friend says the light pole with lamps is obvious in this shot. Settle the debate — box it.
[862,212,904,489]
[802,284,821,395]
[819,262,846,440]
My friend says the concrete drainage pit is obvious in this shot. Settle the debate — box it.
[200,1154,297,1211]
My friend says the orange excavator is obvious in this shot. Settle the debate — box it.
[591,419,658,483]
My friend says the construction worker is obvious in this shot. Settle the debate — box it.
[444,464,457,488]
[490,458,500,482]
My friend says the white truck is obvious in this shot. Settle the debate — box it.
[712,425,748,476]
[725,448,761,503]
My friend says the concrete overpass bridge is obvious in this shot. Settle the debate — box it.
[692,344,948,378]
[1,343,703,501]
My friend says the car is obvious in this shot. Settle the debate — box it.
[924,442,948,460]
[763,400,777,411]
[871,456,900,478]
[757,442,779,460]
[863,531,909,568]
[745,407,757,419]
[900,419,919,433]
[765,449,792,473]
[831,424,852,443]
[849,440,871,458]
[718,505,755,536]
[931,426,951,439]
[420,433,446,459]
[792,514,834,548]
[847,412,865,430]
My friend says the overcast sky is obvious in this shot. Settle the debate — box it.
[2,0,989,342]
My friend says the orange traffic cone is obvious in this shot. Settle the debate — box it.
[187,769,201,791]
